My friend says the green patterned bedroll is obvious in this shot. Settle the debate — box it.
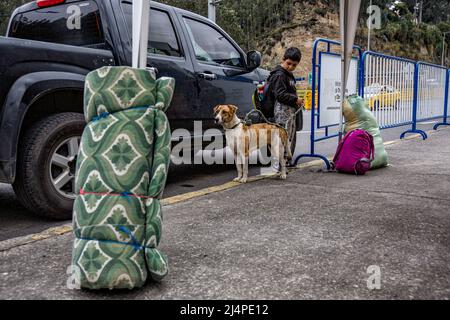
[71,66,175,289]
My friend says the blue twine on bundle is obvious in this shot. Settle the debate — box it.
[118,226,143,251]
[92,112,110,123]
[120,191,133,202]
[76,226,145,251]
[91,105,151,123]
[130,105,151,111]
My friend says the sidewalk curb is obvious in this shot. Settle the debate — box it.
[0,225,72,252]
[1,127,447,252]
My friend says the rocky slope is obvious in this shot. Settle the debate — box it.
[258,1,447,78]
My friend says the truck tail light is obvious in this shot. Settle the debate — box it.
[36,0,65,8]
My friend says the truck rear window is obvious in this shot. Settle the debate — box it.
[8,1,104,47]
[121,2,182,57]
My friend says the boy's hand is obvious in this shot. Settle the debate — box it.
[296,98,304,108]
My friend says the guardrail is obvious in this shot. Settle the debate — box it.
[293,38,450,169]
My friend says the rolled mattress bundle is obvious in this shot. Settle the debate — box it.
[343,95,389,169]
[71,66,175,289]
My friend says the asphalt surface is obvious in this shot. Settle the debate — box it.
[0,126,449,299]
[0,111,443,241]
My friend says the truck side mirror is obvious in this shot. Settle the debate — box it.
[246,50,262,71]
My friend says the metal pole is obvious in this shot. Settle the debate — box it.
[132,0,150,69]
[442,70,449,124]
[339,0,361,142]
[412,63,419,132]
[208,0,216,23]
[419,0,423,24]
[311,41,318,155]
[367,0,372,52]
[339,0,348,142]
[414,0,418,24]
[443,33,446,66]
[442,32,449,66]
[339,62,345,141]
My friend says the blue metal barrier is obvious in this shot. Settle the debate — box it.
[359,51,427,139]
[399,63,425,139]
[401,62,448,139]
[434,69,450,130]
[293,38,450,169]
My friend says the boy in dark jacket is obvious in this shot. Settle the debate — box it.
[270,47,304,165]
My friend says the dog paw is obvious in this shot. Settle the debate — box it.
[233,177,242,182]
[280,173,287,180]
[239,177,248,183]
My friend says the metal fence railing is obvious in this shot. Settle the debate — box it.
[434,69,450,130]
[293,38,362,170]
[293,38,450,169]
[360,52,416,131]
[416,62,448,122]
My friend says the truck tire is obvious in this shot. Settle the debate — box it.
[13,113,85,220]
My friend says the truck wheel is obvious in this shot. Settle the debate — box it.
[13,113,85,220]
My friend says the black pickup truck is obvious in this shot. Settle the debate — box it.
[0,0,298,220]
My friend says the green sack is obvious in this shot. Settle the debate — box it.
[71,66,175,289]
[343,95,388,169]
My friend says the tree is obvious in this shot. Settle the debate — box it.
[0,0,28,35]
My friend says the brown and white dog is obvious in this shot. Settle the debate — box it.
[214,104,291,183]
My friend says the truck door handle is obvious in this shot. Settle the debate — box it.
[197,72,217,81]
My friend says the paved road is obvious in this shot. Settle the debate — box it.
[0,110,446,241]
[1,125,449,299]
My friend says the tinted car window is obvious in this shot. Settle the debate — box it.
[183,17,244,68]
[9,1,104,46]
[121,2,182,57]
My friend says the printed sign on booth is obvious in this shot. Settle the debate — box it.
[319,52,358,127]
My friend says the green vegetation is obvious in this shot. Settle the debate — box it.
[159,0,450,65]
[0,0,28,35]
[0,0,449,65]
[356,0,450,64]
[159,0,296,51]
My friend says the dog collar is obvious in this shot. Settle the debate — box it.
[225,121,243,131]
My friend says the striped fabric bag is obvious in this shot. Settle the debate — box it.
[71,66,175,289]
